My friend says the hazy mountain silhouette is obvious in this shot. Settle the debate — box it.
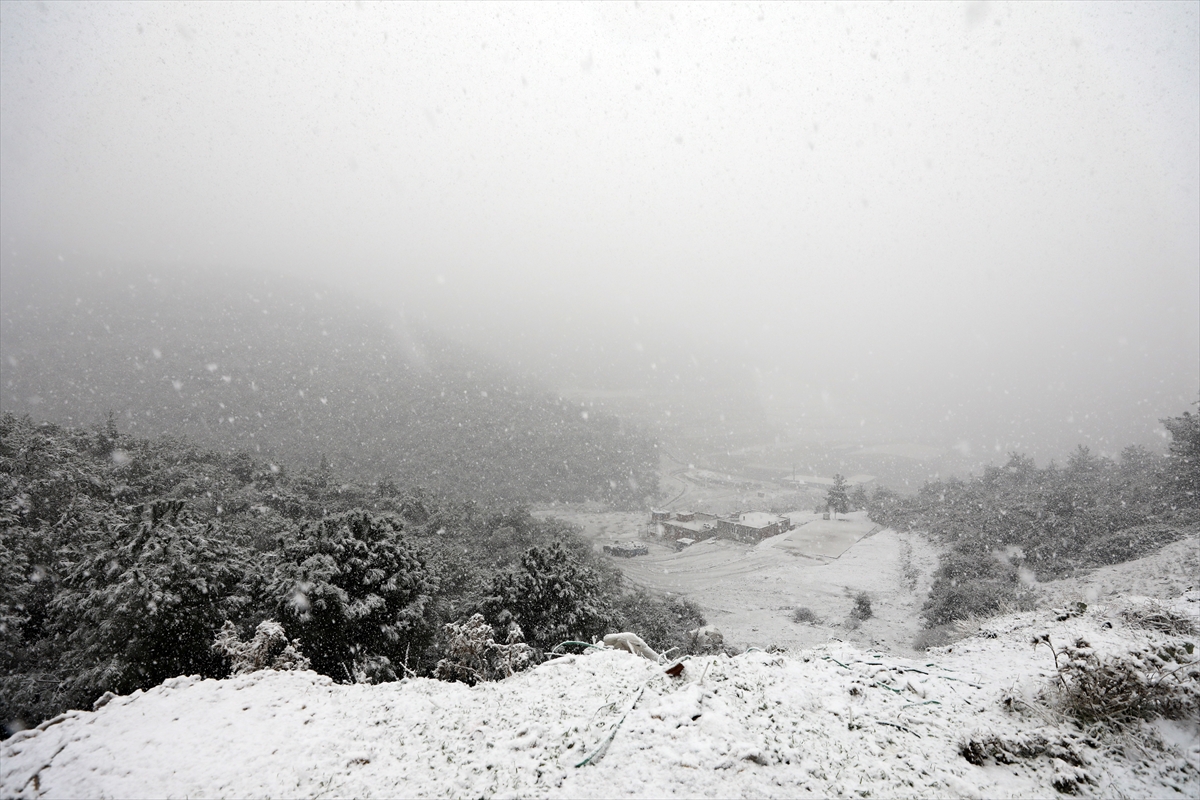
[0,258,658,506]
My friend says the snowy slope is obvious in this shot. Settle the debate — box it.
[4,597,1197,799]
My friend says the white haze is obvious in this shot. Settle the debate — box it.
[1,1,1197,462]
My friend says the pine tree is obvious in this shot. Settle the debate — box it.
[1162,409,1200,507]
[52,501,246,703]
[482,541,613,652]
[826,474,850,518]
[270,510,435,682]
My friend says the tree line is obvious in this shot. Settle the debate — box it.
[864,408,1199,628]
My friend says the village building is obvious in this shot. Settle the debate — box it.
[650,510,790,544]
[715,511,792,543]
[655,511,718,541]
[603,542,649,558]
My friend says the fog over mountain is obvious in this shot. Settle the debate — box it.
[2,1,1197,465]
[0,261,661,506]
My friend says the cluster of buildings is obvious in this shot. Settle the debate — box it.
[650,509,793,546]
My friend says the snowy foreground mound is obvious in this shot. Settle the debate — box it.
[4,599,1198,799]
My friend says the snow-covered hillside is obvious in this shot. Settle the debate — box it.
[4,595,1197,799]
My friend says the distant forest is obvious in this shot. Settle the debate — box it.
[0,263,658,507]
[0,413,703,736]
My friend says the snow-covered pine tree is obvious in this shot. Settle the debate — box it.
[269,510,435,683]
[481,541,613,653]
[51,500,246,703]
[826,474,850,517]
[1162,408,1200,507]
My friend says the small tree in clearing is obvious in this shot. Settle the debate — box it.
[827,474,851,518]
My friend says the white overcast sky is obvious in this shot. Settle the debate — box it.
[1,1,1197,456]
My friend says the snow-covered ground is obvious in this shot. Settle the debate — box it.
[545,508,942,654]
[549,507,1200,660]
[4,593,1197,799]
